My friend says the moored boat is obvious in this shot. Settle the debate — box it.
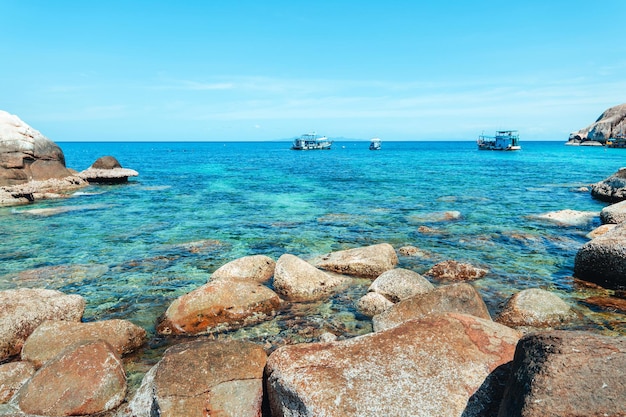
[477,130,521,151]
[606,132,626,148]
[291,133,333,150]
[369,137,382,150]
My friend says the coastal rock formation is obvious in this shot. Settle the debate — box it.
[0,110,73,186]
[498,330,626,417]
[21,319,146,368]
[273,253,349,301]
[156,278,281,335]
[142,340,267,417]
[494,288,577,329]
[372,283,491,332]
[568,103,626,143]
[591,167,626,203]
[600,199,626,224]
[426,260,489,282]
[312,243,399,278]
[574,222,626,290]
[0,288,85,361]
[78,155,138,184]
[16,340,126,416]
[210,254,276,283]
[265,313,520,417]
[586,223,617,239]
[0,361,35,404]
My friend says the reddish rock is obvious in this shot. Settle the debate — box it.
[312,243,398,278]
[426,260,488,282]
[0,288,85,361]
[210,254,276,283]
[16,340,126,416]
[373,282,491,331]
[266,313,520,417]
[156,279,281,335]
[21,319,146,367]
[0,361,35,403]
[498,330,626,417]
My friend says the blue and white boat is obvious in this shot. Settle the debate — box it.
[291,132,333,150]
[369,137,382,150]
[477,130,521,151]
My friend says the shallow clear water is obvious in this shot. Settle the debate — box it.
[1,141,624,365]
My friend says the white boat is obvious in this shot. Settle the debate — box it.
[291,132,332,150]
[369,137,382,150]
[477,130,521,151]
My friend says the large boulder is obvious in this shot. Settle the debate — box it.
[373,282,491,331]
[145,340,267,417]
[498,330,626,417]
[21,319,146,367]
[600,199,626,224]
[16,340,127,416]
[78,155,138,184]
[494,288,577,329]
[0,110,72,186]
[312,243,398,278]
[266,313,520,417]
[574,222,626,290]
[569,103,626,143]
[273,253,349,301]
[591,167,626,203]
[0,288,85,361]
[210,254,276,283]
[156,279,281,335]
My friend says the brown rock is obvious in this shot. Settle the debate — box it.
[273,253,348,301]
[156,279,281,335]
[312,243,398,278]
[355,292,394,317]
[153,340,267,417]
[266,313,520,417]
[574,222,626,291]
[16,340,126,416]
[0,361,35,403]
[498,330,626,417]
[91,155,122,169]
[0,288,85,362]
[210,254,276,283]
[373,283,491,331]
[21,319,146,367]
[426,260,488,282]
[495,288,577,329]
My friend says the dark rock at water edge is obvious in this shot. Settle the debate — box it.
[574,222,626,291]
[591,167,626,203]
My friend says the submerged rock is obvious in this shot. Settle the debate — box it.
[426,260,488,282]
[312,243,398,278]
[494,288,577,329]
[591,167,626,203]
[533,209,599,226]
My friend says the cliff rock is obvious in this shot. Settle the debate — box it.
[569,103,626,143]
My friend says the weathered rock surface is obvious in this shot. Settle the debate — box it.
[16,340,126,416]
[266,313,520,417]
[156,279,281,335]
[373,282,491,332]
[355,291,394,317]
[78,155,138,184]
[574,222,626,290]
[367,268,434,302]
[273,253,348,301]
[0,361,35,403]
[147,340,267,417]
[210,254,275,283]
[0,288,85,361]
[591,167,626,203]
[21,319,146,367]
[533,209,598,226]
[311,243,398,278]
[498,330,626,417]
[494,288,577,329]
[568,103,626,143]
[600,199,626,224]
[426,260,488,282]
[586,223,617,239]
[0,110,72,186]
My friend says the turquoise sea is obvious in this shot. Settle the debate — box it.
[1,140,625,367]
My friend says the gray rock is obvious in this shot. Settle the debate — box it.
[274,253,348,301]
[569,103,626,143]
[311,243,398,278]
[591,167,626,203]
[498,330,626,417]
[574,222,626,290]
[494,288,577,329]
[367,268,434,302]
[600,199,626,224]
[356,292,394,317]
[210,254,275,283]
[533,209,598,226]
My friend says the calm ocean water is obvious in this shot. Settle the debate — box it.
[1,141,624,363]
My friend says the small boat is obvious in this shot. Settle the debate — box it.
[369,137,382,150]
[291,132,333,150]
[606,132,626,148]
[477,130,521,151]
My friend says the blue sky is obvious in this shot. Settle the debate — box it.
[1,1,625,141]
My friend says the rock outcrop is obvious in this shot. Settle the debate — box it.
[0,110,73,186]
[591,167,626,203]
[78,155,138,184]
[568,103,626,143]
[574,222,626,290]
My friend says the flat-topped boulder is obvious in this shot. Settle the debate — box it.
[591,167,626,203]
[311,243,398,278]
[78,155,138,184]
[574,222,626,290]
[0,110,73,186]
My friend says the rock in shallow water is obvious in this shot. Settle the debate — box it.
[574,222,626,291]
[311,243,398,278]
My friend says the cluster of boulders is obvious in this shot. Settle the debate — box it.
[567,103,626,144]
[0,110,138,206]
[1,242,624,417]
